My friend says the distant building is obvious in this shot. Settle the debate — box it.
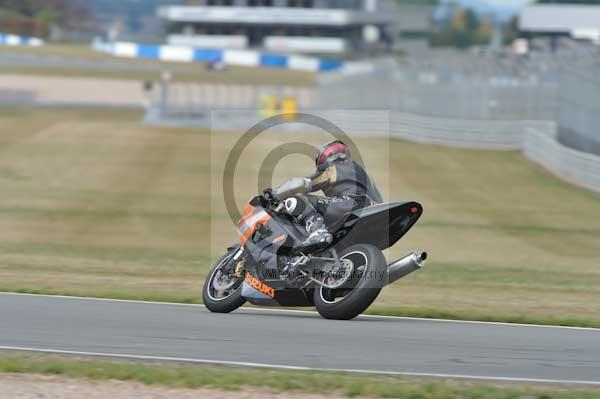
[519,4,600,44]
[157,0,397,54]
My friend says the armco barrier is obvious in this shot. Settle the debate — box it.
[92,40,343,73]
[524,125,600,193]
[390,113,555,150]
[144,81,552,151]
[0,33,44,47]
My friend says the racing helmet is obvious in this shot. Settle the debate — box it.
[315,140,351,171]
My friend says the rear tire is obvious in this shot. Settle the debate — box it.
[203,250,246,313]
[314,243,386,320]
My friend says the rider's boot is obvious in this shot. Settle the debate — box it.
[283,196,332,252]
[300,215,333,251]
[285,216,332,285]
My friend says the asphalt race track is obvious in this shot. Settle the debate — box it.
[1,293,599,385]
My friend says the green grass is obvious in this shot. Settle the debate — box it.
[0,107,599,327]
[0,44,315,86]
[1,354,599,398]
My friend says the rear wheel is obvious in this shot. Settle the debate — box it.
[314,243,386,320]
[203,250,246,313]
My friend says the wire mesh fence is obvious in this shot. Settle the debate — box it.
[316,51,561,121]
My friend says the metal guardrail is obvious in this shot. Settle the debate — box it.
[524,125,600,193]
[148,80,555,151]
[390,113,555,150]
[557,61,600,156]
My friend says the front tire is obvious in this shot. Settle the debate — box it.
[203,250,246,313]
[314,244,386,320]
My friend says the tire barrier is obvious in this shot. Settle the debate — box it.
[0,33,44,47]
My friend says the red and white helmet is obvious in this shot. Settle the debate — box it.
[315,140,351,171]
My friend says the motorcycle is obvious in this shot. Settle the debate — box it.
[203,193,427,320]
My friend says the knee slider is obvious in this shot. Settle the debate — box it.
[284,196,306,218]
[285,197,298,214]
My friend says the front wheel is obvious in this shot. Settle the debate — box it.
[203,250,246,313]
[314,243,387,320]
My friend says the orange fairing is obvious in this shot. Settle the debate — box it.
[237,203,272,245]
[245,273,275,298]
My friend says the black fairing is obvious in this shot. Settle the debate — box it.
[244,209,306,279]
[332,201,423,251]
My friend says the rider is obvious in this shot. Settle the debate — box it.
[266,140,382,250]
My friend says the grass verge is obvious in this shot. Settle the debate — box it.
[1,353,599,399]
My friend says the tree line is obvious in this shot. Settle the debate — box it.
[0,0,88,38]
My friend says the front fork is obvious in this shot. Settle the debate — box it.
[232,246,246,278]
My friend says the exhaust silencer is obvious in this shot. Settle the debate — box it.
[387,251,427,285]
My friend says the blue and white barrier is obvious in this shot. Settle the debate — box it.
[0,33,44,47]
[93,40,344,73]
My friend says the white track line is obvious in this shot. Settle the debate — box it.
[1,292,599,332]
[0,345,599,386]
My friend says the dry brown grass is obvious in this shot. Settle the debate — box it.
[0,108,599,325]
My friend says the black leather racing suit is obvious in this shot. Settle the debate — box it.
[277,160,382,230]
